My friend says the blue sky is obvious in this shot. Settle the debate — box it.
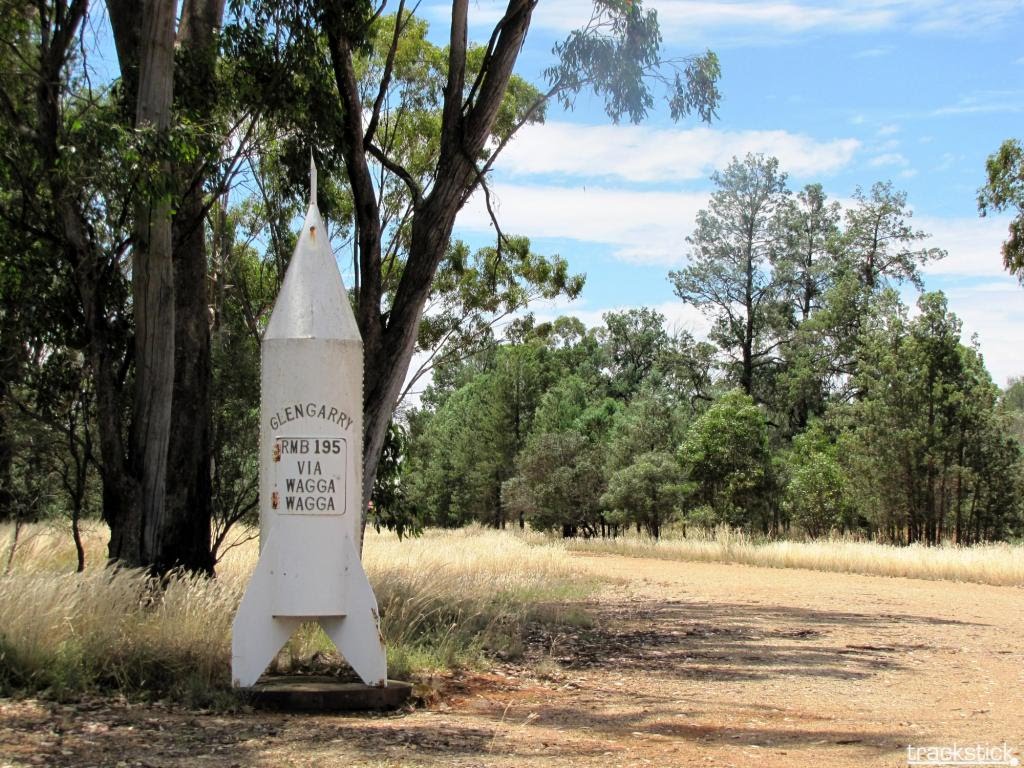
[421,0,1023,386]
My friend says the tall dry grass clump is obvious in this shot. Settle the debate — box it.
[566,526,1024,587]
[216,526,594,678]
[363,527,593,675]
[0,523,241,701]
[0,523,591,699]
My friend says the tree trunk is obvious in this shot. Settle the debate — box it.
[162,188,214,574]
[157,0,226,575]
[321,0,537,548]
[106,0,224,573]
[741,238,755,395]
[31,0,137,563]
[127,0,178,568]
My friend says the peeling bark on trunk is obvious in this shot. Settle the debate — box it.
[157,0,226,575]
[128,0,177,568]
[163,188,214,573]
[105,0,225,573]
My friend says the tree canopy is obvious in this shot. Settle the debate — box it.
[0,0,722,571]
[399,156,1023,545]
[979,138,1024,282]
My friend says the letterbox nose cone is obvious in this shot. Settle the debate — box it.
[264,201,361,343]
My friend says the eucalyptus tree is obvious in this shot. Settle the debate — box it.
[504,372,615,537]
[1,0,263,572]
[601,451,684,539]
[978,138,1024,282]
[670,153,790,398]
[600,308,672,399]
[782,422,852,538]
[505,429,607,537]
[843,181,945,291]
[101,0,240,572]
[302,0,720,535]
[773,184,842,432]
[840,291,1022,543]
[677,388,773,532]
[0,2,139,561]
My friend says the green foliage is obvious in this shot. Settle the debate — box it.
[208,200,280,561]
[416,237,584,391]
[601,308,671,399]
[368,421,420,539]
[835,292,1023,543]
[603,386,687,473]
[506,430,607,537]
[546,1,720,124]
[843,181,945,290]
[669,153,791,397]
[1003,378,1024,444]
[677,390,773,531]
[782,424,853,537]
[402,151,1022,546]
[978,138,1024,281]
[601,451,684,538]
[406,340,555,529]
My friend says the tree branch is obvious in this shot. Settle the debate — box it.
[440,0,468,153]
[462,3,506,113]
[463,0,536,150]
[478,169,509,255]
[367,140,423,207]
[322,0,384,338]
[364,0,412,149]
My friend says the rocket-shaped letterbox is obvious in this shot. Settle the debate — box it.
[231,160,386,688]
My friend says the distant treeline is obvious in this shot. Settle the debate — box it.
[394,157,1024,545]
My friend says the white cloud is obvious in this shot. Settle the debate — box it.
[869,152,909,168]
[426,1,1022,43]
[530,297,716,340]
[876,123,900,136]
[907,0,1022,32]
[940,283,1024,386]
[919,215,1013,278]
[458,182,708,266]
[496,122,859,183]
[930,90,1024,117]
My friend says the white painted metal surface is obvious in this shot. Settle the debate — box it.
[232,159,386,688]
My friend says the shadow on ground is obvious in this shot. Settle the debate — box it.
[525,598,973,682]
[0,598,972,766]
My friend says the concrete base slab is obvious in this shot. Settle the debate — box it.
[243,676,413,712]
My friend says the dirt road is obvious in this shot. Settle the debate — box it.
[2,553,1022,767]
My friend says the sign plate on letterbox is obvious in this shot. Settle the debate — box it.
[271,436,346,515]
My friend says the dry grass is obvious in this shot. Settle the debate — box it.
[6,518,1015,703]
[565,526,1024,587]
[0,524,240,701]
[0,523,592,701]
